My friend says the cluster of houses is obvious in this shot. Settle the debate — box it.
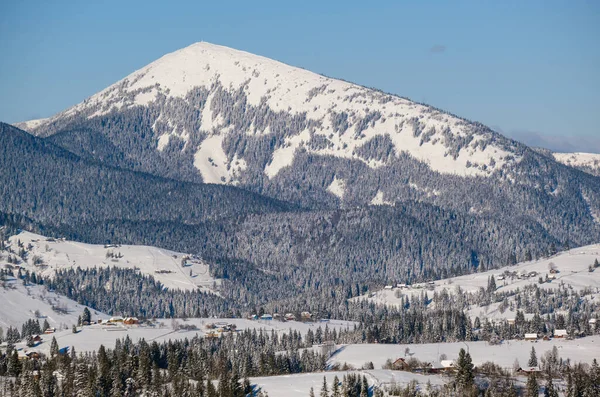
[247,311,313,322]
[204,322,237,338]
[100,316,140,325]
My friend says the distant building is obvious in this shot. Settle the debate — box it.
[524,333,538,341]
[109,316,124,323]
[507,318,516,325]
[384,285,393,290]
[554,329,568,338]
[284,313,296,321]
[123,317,139,325]
[260,314,273,321]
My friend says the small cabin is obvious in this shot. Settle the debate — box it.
[524,333,538,341]
[301,311,312,319]
[384,285,393,290]
[589,318,597,325]
[284,313,296,321]
[507,318,516,325]
[554,329,567,338]
[392,357,409,370]
[260,314,273,321]
[109,316,124,323]
[123,317,139,325]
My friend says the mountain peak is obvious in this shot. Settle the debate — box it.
[26,43,522,181]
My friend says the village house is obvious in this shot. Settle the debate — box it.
[123,317,139,325]
[260,314,273,321]
[392,357,409,370]
[554,329,568,338]
[524,333,538,341]
[108,316,124,323]
[44,327,56,334]
[301,311,312,320]
[284,313,296,321]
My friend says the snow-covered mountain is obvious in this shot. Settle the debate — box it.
[553,152,600,177]
[7,43,600,268]
[22,42,519,182]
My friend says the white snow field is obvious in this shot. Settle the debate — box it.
[354,243,600,319]
[553,152,600,173]
[329,338,600,371]
[251,369,445,397]
[5,231,220,293]
[17,318,356,354]
[19,42,519,179]
[0,276,109,329]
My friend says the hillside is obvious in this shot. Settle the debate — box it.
[11,43,600,249]
[354,243,600,322]
[553,152,600,177]
[0,122,290,228]
[6,231,220,293]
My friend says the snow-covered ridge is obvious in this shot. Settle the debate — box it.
[553,152,600,174]
[23,42,520,179]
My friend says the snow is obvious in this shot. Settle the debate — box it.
[251,370,445,397]
[5,231,220,293]
[370,191,393,206]
[0,278,109,330]
[553,152,600,171]
[327,176,345,199]
[194,135,229,184]
[355,243,600,314]
[20,318,357,354]
[36,42,520,178]
[265,129,310,178]
[329,337,600,370]
[12,118,49,132]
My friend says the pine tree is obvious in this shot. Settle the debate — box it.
[528,346,538,367]
[544,374,558,397]
[331,375,341,397]
[309,386,315,397]
[320,376,329,397]
[360,376,369,397]
[455,348,474,390]
[50,336,59,358]
[526,374,538,397]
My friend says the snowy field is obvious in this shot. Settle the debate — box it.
[329,338,600,371]
[5,231,219,292]
[251,370,445,397]
[0,277,108,329]
[354,243,600,319]
[17,317,357,355]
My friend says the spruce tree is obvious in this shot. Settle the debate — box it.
[320,376,329,397]
[528,346,538,367]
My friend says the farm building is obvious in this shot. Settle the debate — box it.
[554,329,568,338]
[524,333,538,341]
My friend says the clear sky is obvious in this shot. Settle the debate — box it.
[1,0,599,152]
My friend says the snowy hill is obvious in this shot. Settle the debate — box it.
[4,231,220,293]
[553,152,600,177]
[355,243,600,321]
[22,42,517,179]
[0,276,108,329]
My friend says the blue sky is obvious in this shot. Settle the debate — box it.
[1,0,599,152]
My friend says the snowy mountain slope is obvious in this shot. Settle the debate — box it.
[354,243,600,321]
[5,231,220,293]
[24,42,518,179]
[0,277,108,329]
[553,152,600,176]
